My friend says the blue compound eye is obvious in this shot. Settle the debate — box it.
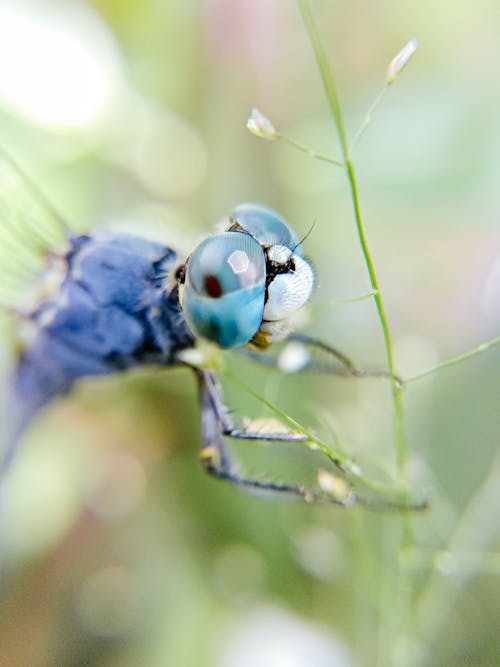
[229,203,303,254]
[182,231,266,348]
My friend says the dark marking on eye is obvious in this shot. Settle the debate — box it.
[204,274,223,298]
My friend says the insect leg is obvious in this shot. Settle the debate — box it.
[242,332,401,385]
[194,368,354,506]
[198,367,310,442]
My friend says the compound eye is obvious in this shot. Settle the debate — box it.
[182,231,266,348]
[229,203,303,254]
[263,252,315,322]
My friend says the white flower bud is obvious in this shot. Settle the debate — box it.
[387,37,418,83]
[246,107,277,140]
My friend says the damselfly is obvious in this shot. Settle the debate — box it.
[0,148,420,510]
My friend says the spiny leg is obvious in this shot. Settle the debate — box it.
[291,333,395,380]
[194,367,355,507]
[198,367,312,441]
[193,368,428,512]
[199,369,346,470]
[240,332,402,385]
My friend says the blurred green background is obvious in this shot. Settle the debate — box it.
[0,1,499,666]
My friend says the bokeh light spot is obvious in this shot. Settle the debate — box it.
[0,1,123,129]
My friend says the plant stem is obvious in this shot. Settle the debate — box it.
[276,132,343,166]
[350,84,389,151]
[328,289,378,307]
[297,0,408,481]
[297,4,415,664]
[405,334,500,384]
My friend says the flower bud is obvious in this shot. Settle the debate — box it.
[387,37,418,83]
[246,108,277,140]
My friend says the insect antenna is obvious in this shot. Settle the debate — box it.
[292,219,316,253]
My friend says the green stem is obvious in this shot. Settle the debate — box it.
[275,132,343,166]
[297,4,349,157]
[405,335,500,384]
[297,4,415,664]
[350,84,389,151]
[298,0,408,481]
[328,289,379,307]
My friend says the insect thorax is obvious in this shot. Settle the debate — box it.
[10,231,195,445]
